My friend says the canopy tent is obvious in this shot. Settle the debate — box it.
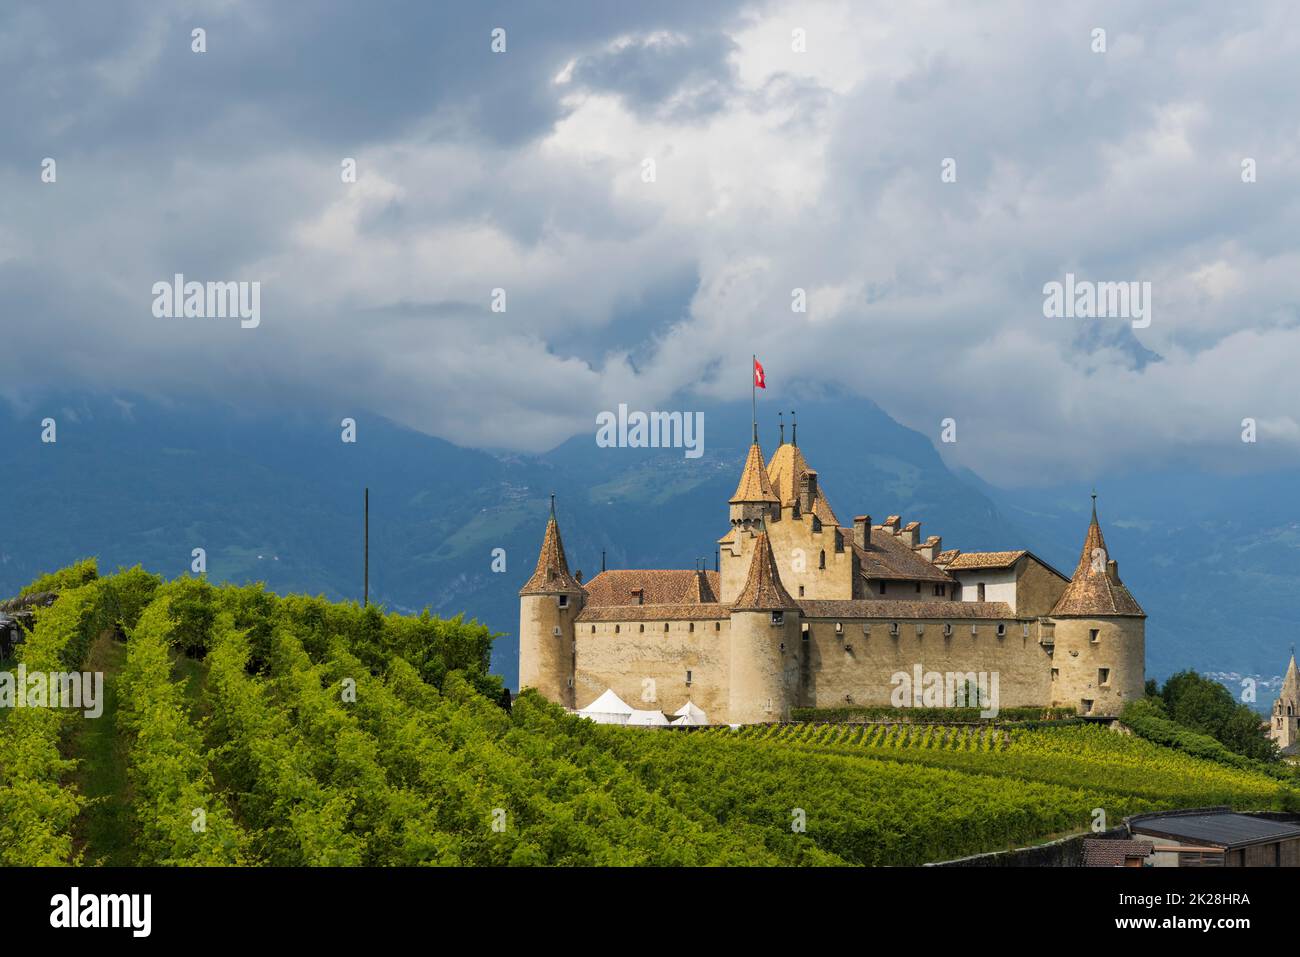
[671,700,709,726]
[576,688,635,725]
[626,709,671,726]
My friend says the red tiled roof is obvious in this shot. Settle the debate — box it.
[1081,839,1153,867]
[583,569,721,607]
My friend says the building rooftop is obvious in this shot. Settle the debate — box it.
[582,569,720,607]
[1081,838,1154,867]
[1128,808,1300,849]
[798,599,1015,620]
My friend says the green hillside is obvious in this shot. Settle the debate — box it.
[1,562,1295,867]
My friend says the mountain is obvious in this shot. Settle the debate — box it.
[3,391,1295,691]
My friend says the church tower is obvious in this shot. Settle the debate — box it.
[518,497,584,708]
[1271,652,1300,755]
[1049,495,1145,717]
[728,525,800,723]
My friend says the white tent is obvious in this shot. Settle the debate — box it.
[627,708,671,726]
[576,689,635,725]
[671,700,709,726]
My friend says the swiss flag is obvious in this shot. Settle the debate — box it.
[753,358,766,389]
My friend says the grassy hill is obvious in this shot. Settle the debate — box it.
[1,562,1296,867]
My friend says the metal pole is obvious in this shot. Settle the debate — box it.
[364,486,369,607]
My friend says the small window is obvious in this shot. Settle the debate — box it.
[798,585,805,597]
[834,621,843,634]
[567,677,573,688]
[689,622,695,632]
[1051,668,1059,681]
[771,612,784,626]
[1081,698,1094,715]
[933,584,944,596]
[819,550,826,569]
[685,670,693,685]
[552,626,561,637]
[915,583,921,593]
[614,624,620,633]
[812,516,822,532]
[714,621,720,631]
[1098,668,1110,686]
[664,623,669,632]
[976,583,986,602]
[639,623,644,633]
[879,581,887,595]
[558,594,568,608]
[590,625,596,633]
[1090,628,1100,643]
[942,623,953,637]
[996,623,1006,638]
[889,622,900,637]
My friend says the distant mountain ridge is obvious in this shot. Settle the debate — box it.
[2,391,1295,691]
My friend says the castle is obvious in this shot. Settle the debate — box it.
[519,420,1146,725]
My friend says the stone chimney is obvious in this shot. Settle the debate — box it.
[1106,559,1121,584]
[916,535,941,562]
[799,470,819,513]
[853,515,872,549]
[900,520,921,547]
[882,515,901,534]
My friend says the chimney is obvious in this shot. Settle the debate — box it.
[917,535,941,562]
[799,470,818,513]
[853,515,872,549]
[1107,559,1121,584]
[631,587,644,605]
[575,570,584,584]
[900,521,921,547]
[882,515,901,534]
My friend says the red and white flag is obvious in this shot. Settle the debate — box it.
[753,357,766,389]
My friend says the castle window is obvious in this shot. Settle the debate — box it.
[689,622,695,632]
[889,622,900,637]
[614,625,620,633]
[812,517,822,532]
[943,623,953,637]
[933,584,945,597]
[558,594,568,608]
[1089,628,1100,643]
[771,612,785,626]
[996,623,1006,638]
[1081,698,1094,715]
[714,622,720,631]
[819,550,826,569]
[834,622,843,635]
[686,670,693,685]
[664,623,669,632]
[799,585,805,597]
[552,626,561,637]
[879,582,887,595]
[591,625,596,633]
[1051,668,1059,681]
[639,624,644,633]
[976,583,986,602]
[1098,668,1110,686]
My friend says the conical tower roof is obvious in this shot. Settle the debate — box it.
[766,441,841,525]
[1281,652,1299,703]
[730,441,779,504]
[732,527,798,611]
[519,504,583,596]
[1050,497,1144,617]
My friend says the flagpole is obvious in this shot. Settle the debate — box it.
[751,354,757,443]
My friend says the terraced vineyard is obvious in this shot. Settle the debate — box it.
[1,561,1295,867]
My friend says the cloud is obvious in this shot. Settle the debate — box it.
[2,0,1300,486]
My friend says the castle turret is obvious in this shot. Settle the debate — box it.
[728,526,800,723]
[1271,652,1300,755]
[518,497,584,708]
[1049,494,1145,717]
[729,440,779,527]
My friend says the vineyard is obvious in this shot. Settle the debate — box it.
[1,562,1295,867]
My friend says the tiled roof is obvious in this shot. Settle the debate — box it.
[576,603,728,623]
[729,442,779,504]
[1081,839,1154,867]
[582,569,721,607]
[675,569,718,604]
[1050,505,1144,617]
[944,550,1026,570]
[766,443,841,526]
[1281,654,1299,704]
[853,532,954,583]
[733,528,798,611]
[798,599,1015,620]
[935,549,962,565]
[519,514,583,596]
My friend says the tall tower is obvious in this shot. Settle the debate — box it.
[518,497,584,708]
[728,525,800,723]
[1271,652,1299,755]
[1049,494,1145,717]
[721,438,780,602]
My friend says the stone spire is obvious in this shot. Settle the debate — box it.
[1282,651,1299,704]
[729,441,779,505]
[732,526,797,610]
[519,499,583,595]
[1050,495,1144,617]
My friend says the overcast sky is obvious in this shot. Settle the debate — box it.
[3,0,1299,486]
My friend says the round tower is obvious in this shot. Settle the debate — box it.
[728,525,800,723]
[1049,494,1145,717]
[518,496,584,709]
